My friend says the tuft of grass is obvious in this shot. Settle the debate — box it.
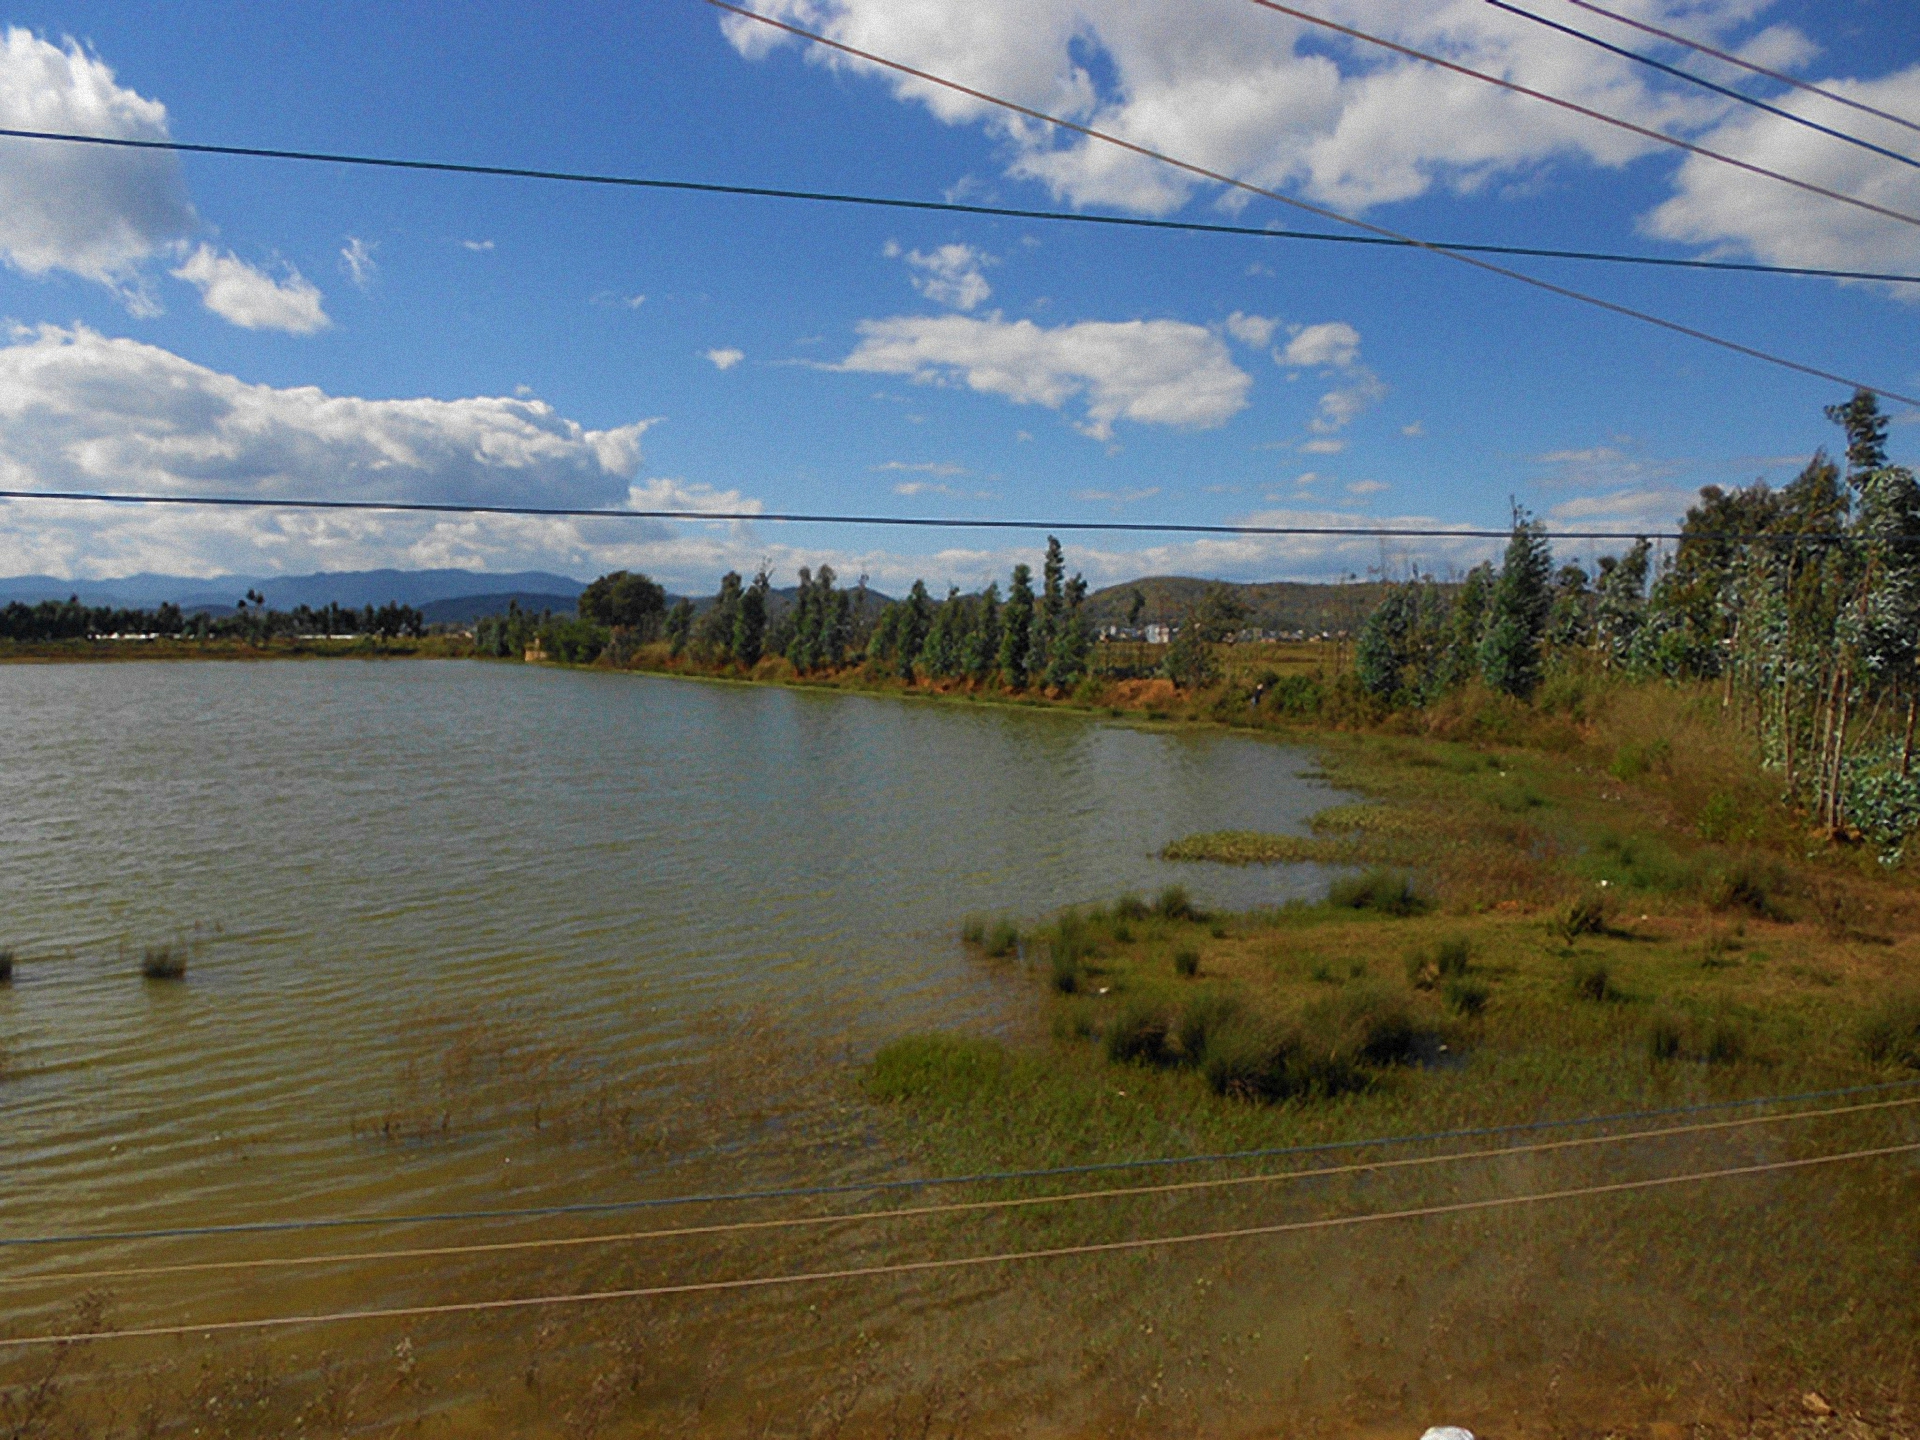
[1551,893,1611,944]
[1174,993,1241,1062]
[1104,998,1174,1066]
[1198,1019,1370,1104]
[141,944,188,981]
[867,1034,1007,1103]
[961,916,1021,958]
[1647,1012,1685,1063]
[1443,977,1489,1017]
[1703,1013,1748,1066]
[0,948,12,985]
[1570,958,1616,1002]
[1858,995,1920,1069]
[1326,868,1428,917]
[1049,947,1083,995]
[1155,885,1203,922]
[1702,855,1790,921]
[1172,946,1200,978]
[1113,892,1149,921]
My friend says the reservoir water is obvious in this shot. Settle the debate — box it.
[0,660,1348,1257]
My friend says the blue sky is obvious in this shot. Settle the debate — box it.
[0,0,1916,592]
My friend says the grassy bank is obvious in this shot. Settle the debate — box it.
[855,678,1920,1432]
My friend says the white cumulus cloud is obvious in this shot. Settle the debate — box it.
[837,312,1251,440]
[171,246,329,334]
[0,324,652,507]
[1225,312,1279,347]
[0,27,195,303]
[1279,321,1361,370]
[720,2,1920,278]
[887,240,995,310]
[705,347,745,370]
[1642,65,1920,294]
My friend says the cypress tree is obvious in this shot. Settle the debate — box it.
[699,571,743,660]
[1045,573,1092,690]
[966,581,1002,684]
[1033,537,1066,668]
[734,568,770,668]
[1478,510,1555,698]
[665,597,695,657]
[1000,564,1035,689]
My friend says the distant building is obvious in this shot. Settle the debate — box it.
[1144,623,1174,645]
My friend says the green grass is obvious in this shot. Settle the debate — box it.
[1326,868,1428,916]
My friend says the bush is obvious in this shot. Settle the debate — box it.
[1570,958,1616,1002]
[1104,998,1174,1066]
[141,945,188,981]
[1155,885,1202,922]
[1173,946,1200,978]
[1332,987,1428,1066]
[1114,893,1149,921]
[1859,995,1920,1069]
[1443,977,1489,1017]
[1327,868,1428,917]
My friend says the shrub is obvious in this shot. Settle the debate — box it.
[1155,885,1202,922]
[1570,959,1615,1002]
[141,945,188,981]
[1443,977,1489,1017]
[1334,987,1428,1066]
[1859,995,1920,1069]
[1173,946,1200,978]
[1104,998,1174,1066]
[1114,893,1150,921]
[1327,868,1428,917]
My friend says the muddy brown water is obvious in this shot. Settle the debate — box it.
[1,659,1372,1433]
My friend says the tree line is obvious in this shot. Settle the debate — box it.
[1353,391,1920,854]
[0,594,425,643]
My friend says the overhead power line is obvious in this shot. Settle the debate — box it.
[4,1140,1913,1349]
[6,1078,1912,1250]
[3,125,1911,286]
[1482,0,1920,172]
[1559,0,1920,139]
[11,1094,1908,1291]
[0,486,1912,547]
[1245,0,1920,231]
[706,1,1919,408]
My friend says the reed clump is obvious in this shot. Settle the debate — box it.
[960,915,1020,959]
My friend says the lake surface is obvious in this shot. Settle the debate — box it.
[0,660,1347,1300]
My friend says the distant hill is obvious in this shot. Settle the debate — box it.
[1082,576,1395,635]
[0,568,587,612]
